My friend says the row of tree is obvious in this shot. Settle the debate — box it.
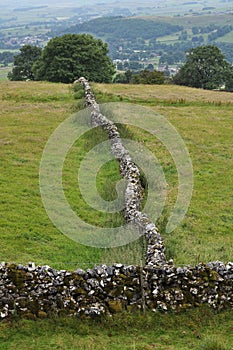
[8,34,115,83]
[8,35,233,91]
[114,70,166,84]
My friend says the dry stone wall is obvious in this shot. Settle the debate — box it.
[1,79,232,320]
[0,261,232,319]
[77,77,167,266]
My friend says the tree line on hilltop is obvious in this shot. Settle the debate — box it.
[8,34,233,91]
[56,17,183,42]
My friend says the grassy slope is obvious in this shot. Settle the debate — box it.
[0,81,103,269]
[147,14,233,46]
[0,81,144,269]
[94,83,233,265]
[1,81,233,267]
[0,81,232,349]
[148,13,233,28]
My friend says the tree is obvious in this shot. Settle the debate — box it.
[113,72,128,83]
[8,45,42,81]
[146,63,154,71]
[179,31,188,41]
[32,34,115,83]
[116,62,124,70]
[173,45,233,90]
[192,26,199,35]
[125,70,132,83]
[224,66,233,92]
[131,70,166,84]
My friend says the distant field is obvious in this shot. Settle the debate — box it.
[0,67,11,81]
[0,80,232,270]
[154,13,233,28]
[153,13,233,45]
[94,83,233,104]
[157,32,180,43]
[216,30,233,43]
[0,49,18,53]
[1,25,49,37]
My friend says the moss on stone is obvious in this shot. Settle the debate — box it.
[108,286,124,297]
[38,311,47,318]
[7,266,28,289]
[125,290,134,299]
[75,287,87,295]
[28,300,40,315]
[108,300,124,313]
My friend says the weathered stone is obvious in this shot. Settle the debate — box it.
[0,261,232,319]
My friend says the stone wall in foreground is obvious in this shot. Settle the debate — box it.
[0,261,232,319]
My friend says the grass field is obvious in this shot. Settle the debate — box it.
[154,13,233,28]
[94,83,233,265]
[0,67,12,81]
[1,81,233,268]
[0,306,233,350]
[0,80,232,349]
[216,30,233,44]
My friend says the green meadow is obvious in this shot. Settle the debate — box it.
[94,83,233,265]
[0,80,232,349]
[0,306,233,350]
[1,81,233,267]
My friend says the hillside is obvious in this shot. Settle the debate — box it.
[0,80,233,350]
[0,80,232,269]
[54,14,233,67]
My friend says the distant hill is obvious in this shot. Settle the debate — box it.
[58,17,183,41]
[53,15,233,67]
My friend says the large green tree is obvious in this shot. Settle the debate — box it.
[33,34,115,83]
[173,45,233,90]
[8,45,42,81]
